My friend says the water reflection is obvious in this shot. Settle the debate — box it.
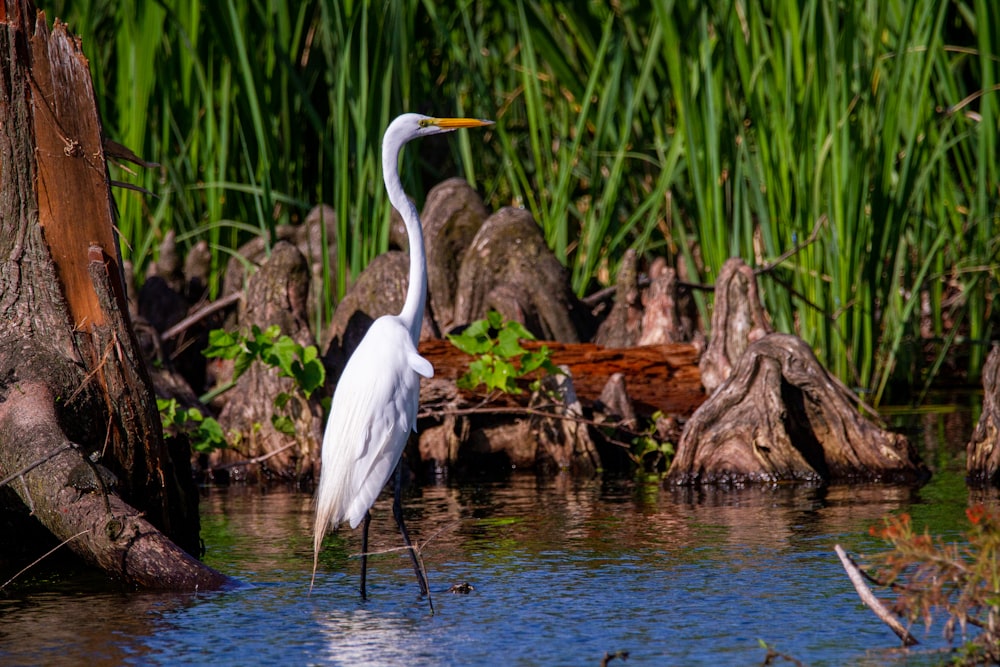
[0,444,975,666]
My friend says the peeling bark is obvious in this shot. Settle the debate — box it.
[0,0,226,589]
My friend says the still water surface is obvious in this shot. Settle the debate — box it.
[0,409,986,666]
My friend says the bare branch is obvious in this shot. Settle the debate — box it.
[835,544,919,646]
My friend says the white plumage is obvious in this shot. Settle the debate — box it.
[311,113,492,596]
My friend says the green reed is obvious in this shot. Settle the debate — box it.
[52,0,998,403]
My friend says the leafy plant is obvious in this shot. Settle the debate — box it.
[447,311,560,395]
[158,398,228,453]
[203,324,325,399]
[630,410,675,476]
[865,506,1000,662]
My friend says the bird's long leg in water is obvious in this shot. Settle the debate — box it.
[360,511,371,600]
[393,463,429,597]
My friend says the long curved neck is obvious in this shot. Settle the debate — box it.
[382,138,426,345]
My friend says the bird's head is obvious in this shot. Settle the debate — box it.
[385,113,494,144]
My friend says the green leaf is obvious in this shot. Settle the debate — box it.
[204,329,242,360]
[496,327,528,358]
[272,414,296,435]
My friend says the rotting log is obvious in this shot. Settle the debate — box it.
[414,339,704,473]
[667,333,927,485]
[0,0,230,589]
[968,345,1000,485]
[418,338,705,417]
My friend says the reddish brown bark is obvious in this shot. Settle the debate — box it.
[418,338,705,417]
[0,0,228,589]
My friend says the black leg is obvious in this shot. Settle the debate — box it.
[360,510,371,600]
[393,463,429,597]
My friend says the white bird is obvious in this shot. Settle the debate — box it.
[312,113,493,598]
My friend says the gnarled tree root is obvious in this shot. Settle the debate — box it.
[968,345,1000,485]
[0,383,233,590]
[667,333,927,485]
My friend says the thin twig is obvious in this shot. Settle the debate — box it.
[209,442,297,471]
[419,403,649,441]
[755,215,827,275]
[0,530,90,591]
[353,519,462,614]
[835,544,919,646]
[162,291,242,341]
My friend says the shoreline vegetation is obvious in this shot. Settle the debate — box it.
[51,0,998,405]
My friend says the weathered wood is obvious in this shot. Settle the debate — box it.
[593,249,644,348]
[0,0,225,588]
[322,251,438,380]
[418,338,705,417]
[699,258,772,394]
[0,384,233,590]
[637,257,700,346]
[454,207,591,343]
[215,241,324,481]
[421,178,489,333]
[968,345,1000,485]
[667,333,926,485]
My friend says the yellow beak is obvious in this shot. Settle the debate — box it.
[430,117,495,129]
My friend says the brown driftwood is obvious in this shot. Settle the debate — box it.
[214,241,324,481]
[968,345,1000,485]
[0,1,227,589]
[835,544,918,646]
[699,257,772,393]
[667,333,926,485]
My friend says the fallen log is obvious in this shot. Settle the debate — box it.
[418,338,705,417]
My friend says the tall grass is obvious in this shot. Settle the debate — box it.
[52,0,999,403]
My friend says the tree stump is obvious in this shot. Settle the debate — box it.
[321,251,438,381]
[0,1,228,589]
[453,207,590,342]
[593,248,645,348]
[699,258,772,393]
[421,178,489,333]
[968,345,1000,485]
[667,333,926,485]
[214,242,324,481]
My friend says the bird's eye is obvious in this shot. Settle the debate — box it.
[418,119,433,128]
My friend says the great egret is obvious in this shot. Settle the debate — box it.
[312,113,493,598]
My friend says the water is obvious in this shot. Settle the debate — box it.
[0,409,984,666]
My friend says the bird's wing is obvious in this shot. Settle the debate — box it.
[314,317,433,535]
